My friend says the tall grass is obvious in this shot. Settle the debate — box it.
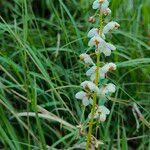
[0,0,149,149]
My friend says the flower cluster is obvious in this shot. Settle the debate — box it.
[75,0,119,123]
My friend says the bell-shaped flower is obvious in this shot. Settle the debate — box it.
[92,0,109,11]
[103,21,120,34]
[86,66,105,81]
[80,53,94,65]
[98,83,116,96]
[101,62,117,74]
[75,91,93,106]
[88,28,105,39]
[97,105,110,122]
[89,36,116,56]
[86,63,116,81]
[99,42,116,56]
[105,83,116,93]
[81,80,99,93]
[89,105,110,122]
[103,8,111,15]
[87,28,99,38]
[88,35,105,49]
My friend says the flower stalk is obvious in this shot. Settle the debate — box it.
[86,11,103,150]
[75,0,120,149]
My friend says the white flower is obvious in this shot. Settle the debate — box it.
[103,21,120,34]
[101,0,109,11]
[92,0,102,9]
[88,35,105,48]
[101,63,117,74]
[99,42,116,56]
[86,66,97,76]
[86,63,116,81]
[97,105,110,122]
[86,66,105,81]
[103,8,111,15]
[87,28,99,38]
[88,28,106,39]
[92,0,109,11]
[81,81,99,93]
[99,83,116,96]
[80,53,94,65]
[75,91,93,106]
[105,83,116,93]
[86,66,99,81]
[89,105,110,122]
[88,35,116,56]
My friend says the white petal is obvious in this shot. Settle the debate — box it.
[103,8,111,15]
[101,62,116,74]
[106,83,116,93]
[88,36,104,48]
[90,73,96,81]
[92,0,100,9]
[98,87,106,96]
[88,112,97,119]
[101,63,109,74]
[88,38,95,47]
[81,81,99,93]
[101,0,109,11]
[106,43,116,51]
[103,21,120,34]
[87,28,99,38]
[97,39,107,51]
[99,72,105,79]
[89,98,93,105]
[99,113,106,122]
[94,112,99,118]
[88,82,99,92]
[108,62,117,70]
[86,66,96,76]
[80,81,88,88]
[88,113,91,119]
[75,91,87,99]
[82,97,90,106]
[99,105,110,114]
[103,47,111,56]
[80,53,94,64]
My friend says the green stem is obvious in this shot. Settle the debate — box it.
[86,14,103,150]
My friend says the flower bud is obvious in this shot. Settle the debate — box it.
[88,16,96,23]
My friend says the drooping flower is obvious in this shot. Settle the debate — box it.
[98,83,116,96]
[80,53,94,65]
[101,62,117,74]
[105,83,116,93]
[88,28,105,39]
[92,0,109,11]
[86,63,116,81]
[88,35,105,49]
[103,8,111,16]
[86,66,97,81]
[75,91,93,106]
[99,42,116,56]
[87,28,99,38]
[86,66,105,81]
[103,21,120,34]
[89,105,110,122]
[81,81,99,93]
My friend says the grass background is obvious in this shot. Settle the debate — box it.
[0,0,150,149]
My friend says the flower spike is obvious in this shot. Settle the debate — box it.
[75,0,120,148]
